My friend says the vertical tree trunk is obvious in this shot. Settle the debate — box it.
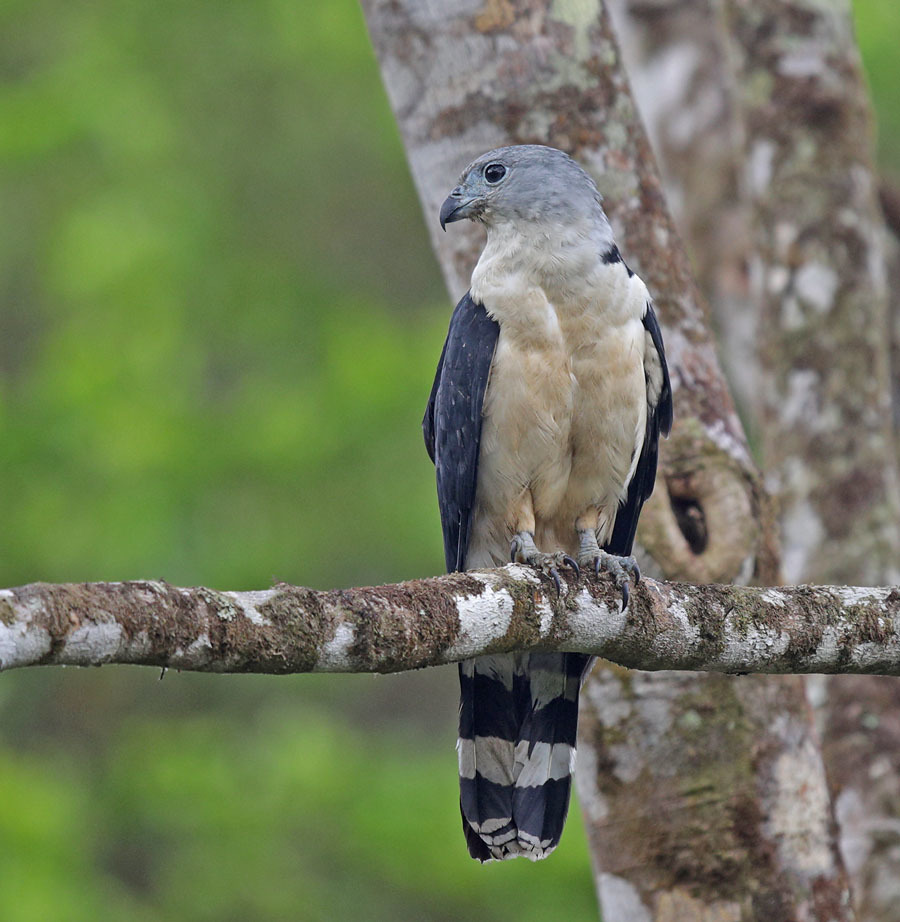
[724,5,900,918]
[606,0,759,431]
[361,2,850,918]
[579,670,851,921]
[614,1,900,917]
[724,0,900,586]
[729,4,900,919]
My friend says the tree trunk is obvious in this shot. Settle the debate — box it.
[724,4,900,918]
[580,670,851,922]
[723,0,900,586]
[606,0,759,432]
[614,0,900,917]
[360,2,851,918]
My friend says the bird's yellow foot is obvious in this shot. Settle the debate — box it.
[577,529,640,608]
[510,531,579,596]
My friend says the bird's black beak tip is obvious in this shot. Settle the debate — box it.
[439,189,472,232]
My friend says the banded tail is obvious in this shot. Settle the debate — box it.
[457,651,593,861]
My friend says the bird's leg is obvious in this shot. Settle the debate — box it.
[509,492,579,595]
[576,511,640,608]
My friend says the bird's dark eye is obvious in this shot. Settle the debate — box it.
[483,162,507,184]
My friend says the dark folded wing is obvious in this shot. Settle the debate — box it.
[606,300,673,556]
[423,291,500,572]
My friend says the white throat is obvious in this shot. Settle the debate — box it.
[470,216,614,307]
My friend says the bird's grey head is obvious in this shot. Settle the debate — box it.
[439,145,606,231]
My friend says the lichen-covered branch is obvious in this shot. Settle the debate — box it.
[2,573,900,677]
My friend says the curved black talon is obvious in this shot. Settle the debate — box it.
[632,561,641,583]
[550,568,562,597]
[621,581,630,609]
[563,555,580,578]
[593,556,601,578]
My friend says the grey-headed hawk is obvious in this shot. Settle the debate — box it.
[423,145,672,861]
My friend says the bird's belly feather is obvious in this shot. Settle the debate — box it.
[466,306,646,566]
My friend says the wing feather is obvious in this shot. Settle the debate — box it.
[606,300,672,556]
[423,291,500,572]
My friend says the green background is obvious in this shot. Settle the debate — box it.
[0,2,896,919]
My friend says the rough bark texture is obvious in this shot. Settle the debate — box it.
[2,574,900,677]
[615,1,900,917]
[580,670,852,922]
[588,17,849,920]
[607,0,759,433]
[722,3,900,918]
[819,676,900,920]
[724,0,900,587]
[359,2,851,918]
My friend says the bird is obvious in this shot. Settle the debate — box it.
[423,145,672,862]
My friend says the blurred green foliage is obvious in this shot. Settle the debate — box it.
[0,1,896,919]
[855,0,900,178]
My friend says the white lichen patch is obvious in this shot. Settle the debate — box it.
[231,590,277,626]
[850,642,897,671]
[127,630,153,657]
[748,139,776,196]
[835,787,871,875]
[566,587,624,652]
[778,45,826,79]
[447,573,522,659]
[722,622,789,671]
[550,0,600,61]
[318,621,356,671]
[774,221,799,255]
[0,622,51,670]
[583,666,632,727]
[649,594,699,662]
[630,43,701,150]
[184,632,212,662]
[598,873,653,922]
[781,500,824,584]
[811,625,841,669]
[781,370,821,428]
[65,621,126,663]
[760,588,788,607]
[766,740,835,876]
[794,262,839,313]
[573,744,609,822]
[705,417,753,466]
[832,585,888,606]
[768,264,790,296]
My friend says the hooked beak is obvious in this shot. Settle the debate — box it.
[439,187,478,231]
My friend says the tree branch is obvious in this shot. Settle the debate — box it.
[2,572,899,677]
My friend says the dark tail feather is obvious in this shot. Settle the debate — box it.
[458,652,593,861]
[458,656,518,860]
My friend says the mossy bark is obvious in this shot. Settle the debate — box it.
[2,574,900,676]
[579,671,851,922]
[616,0,900,916]
[725,4,900,919]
